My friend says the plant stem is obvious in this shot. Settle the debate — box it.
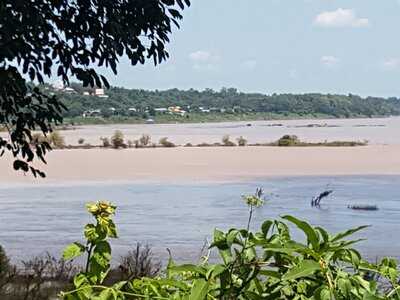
[242,204,254,254]
[85,243,94,273]
[61,285,170,299]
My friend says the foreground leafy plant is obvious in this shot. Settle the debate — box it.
[61,195,400,300]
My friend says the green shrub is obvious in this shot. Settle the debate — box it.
[277,134,300,146]
[111,243,161,281]
[222,134,236,146]
[0,245,11,279]
[31,132,48,145]
[237,136,247,146]
[61,197,400,300]
[31,132,65,149]
[196,142,212,147]
[159,137,175,147]
[0,246,18,298]
[111,130,125,149]
[0,249,77,300]
[49,131,66,149]
[100,137,110,148]
[139,134,151,147]
[271,135,367,147]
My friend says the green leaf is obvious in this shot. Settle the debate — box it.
[282,215,320,250]
[205,264,226,280]
[244,291,265,300]
[313,285,331,300]
[331,225,370,243]
[320,288,331,300]
[261,220,273,237]
[212,229,226,248]
[70,275,93,299]
[276,221,291,241]
[63,242,85,260]
[362,292,383,300]
[282,260,321,281]
[259,270,281,279]
[226,229,240,247]
[156,278,189,291]
[98,288,115,300]
[189,279,209,300]
[346,249,361,267]
[92,241,111,268]
[338,238,366,248]
[338,278,351,298]
[315,226,330,245]
[212,229,232,264]
[107,220,118,238]
[73,273,90,288]
[170,264,206,276]
[84,224,98,242]
[112,281,127,290]
[262,246,298,255]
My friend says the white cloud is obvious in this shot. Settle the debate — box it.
[193,64,219,72]
[189,51,212,62]
[289,69,298,79]
[320,56,340,68]
[240,59,257,70]
[314,8,369,28]
[382,58,400,70]
[189,50,220,71]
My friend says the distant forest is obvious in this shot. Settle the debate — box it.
[56,83,400,120]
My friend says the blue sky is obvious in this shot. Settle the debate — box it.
[105,0,400,97]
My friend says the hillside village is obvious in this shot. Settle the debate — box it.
[48,82,247,120]
[45,82,400,122]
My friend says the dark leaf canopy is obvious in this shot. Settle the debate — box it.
[0,0,190,176]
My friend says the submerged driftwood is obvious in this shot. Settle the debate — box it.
[348,205,378,211]
[311,190,333,207]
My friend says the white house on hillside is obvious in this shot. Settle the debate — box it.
[52,80,64,90]
[63,87,76,94]
[95,88,109,98]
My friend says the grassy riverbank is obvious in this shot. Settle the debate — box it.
[64,112,338,126]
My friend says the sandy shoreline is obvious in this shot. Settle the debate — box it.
[1,145,400,184]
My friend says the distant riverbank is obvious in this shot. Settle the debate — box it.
[64,112,400,128]
[64,112,368,126]
[1,145,400,185]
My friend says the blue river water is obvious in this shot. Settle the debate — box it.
[0,176,399,263]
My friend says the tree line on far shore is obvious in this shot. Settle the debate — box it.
[58,84,400,120]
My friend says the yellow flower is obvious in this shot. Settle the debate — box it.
[86,201,116,217]
[86,203,99,214]
[99,201,110,210]
[99,201,116,214]
[242,195,264,208]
